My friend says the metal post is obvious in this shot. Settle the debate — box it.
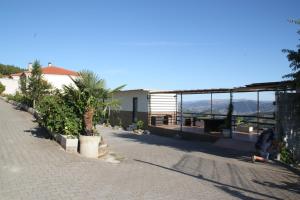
[257,91,260,133]
[180,92,183,132]
[210,93,213,119]
[230,91,233,138]
[175,94,178,125]
[147,94,151,126]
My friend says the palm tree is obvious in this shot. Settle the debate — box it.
[63,70,125,136]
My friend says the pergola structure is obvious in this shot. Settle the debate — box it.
[149,81,295,134]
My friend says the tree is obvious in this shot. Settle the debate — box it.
[27,60,52,108]
[225,92,233,135]
[0,82,5,94]
[63,70,125,136]
[282,19,300,88]
[19,74,27,95]
[0,63,24,75]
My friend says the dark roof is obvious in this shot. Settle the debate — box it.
[149,81,294,94]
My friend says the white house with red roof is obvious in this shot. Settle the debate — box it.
[1,62,79,94]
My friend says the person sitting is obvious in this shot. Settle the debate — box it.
[252,128,275,162]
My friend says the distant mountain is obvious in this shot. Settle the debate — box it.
[183,99,274,115]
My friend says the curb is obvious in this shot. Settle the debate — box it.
[273,159,300,175]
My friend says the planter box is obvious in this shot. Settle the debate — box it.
[48,132,78,153]
[60,135,78,153]
[222,129,231,138]
[52,132,61,142]
[236,125,254,133]
[195,120,204,127]
[27,107,35,115]
[80,135,101,158]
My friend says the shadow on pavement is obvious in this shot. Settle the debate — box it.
[24,126,51,139]
[252,179,300,194]
[134,159,285,200]
[10,104,51,140]
[113,132,251,160]
[215,185,264,200]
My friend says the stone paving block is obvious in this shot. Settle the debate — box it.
[0,99,299,200]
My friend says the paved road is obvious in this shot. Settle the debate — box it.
[0,99,299,200]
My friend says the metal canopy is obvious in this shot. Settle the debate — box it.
[149,81,294,94]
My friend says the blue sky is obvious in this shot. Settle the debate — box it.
[1,0,299,96]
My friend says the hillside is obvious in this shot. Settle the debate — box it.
[0,63,24,76]
[183,99,274,115]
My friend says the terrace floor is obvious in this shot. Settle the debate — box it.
[0,99,299,200]
[150,124,258,151]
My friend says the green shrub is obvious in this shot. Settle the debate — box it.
[6,92,22,102]
[280,146,295,165]
[37,95,82,137]
[6,92,32,107]
[136,120,144,130]
[0,82,5,94]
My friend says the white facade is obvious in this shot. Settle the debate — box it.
[113,90,149,112]
[0,78,19,95]
[11,75,20,80]
[42,74,77,90]
[0,75,76,94]
[149,93,177,113]
[113,90,177,113]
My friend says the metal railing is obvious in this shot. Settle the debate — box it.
[175,112,275,132]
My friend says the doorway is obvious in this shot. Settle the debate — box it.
[132,97,138,123]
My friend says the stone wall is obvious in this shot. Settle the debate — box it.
[110,111,148,129]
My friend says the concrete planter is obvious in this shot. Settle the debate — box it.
[222,129,231,138]
[49,131,61,142]
[27,107,35,115]
[236,125,254,133]
[79,135,101,158]
[60,135,78,153]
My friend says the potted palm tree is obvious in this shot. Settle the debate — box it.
[64,70,125,158]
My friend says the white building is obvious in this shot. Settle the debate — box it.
[0,62,78,94]
[0,78,19,95]
[110,89,177,128]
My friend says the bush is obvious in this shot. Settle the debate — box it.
[136,120,144,130]
[0,82,5,94]
[37,95,82,137]
[6,92,32,107]
[6,92,22,102]
[280,146,296,165]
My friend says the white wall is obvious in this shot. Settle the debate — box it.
[43,74,77,90]
[113,91,177,113]
[0,78,19,95]
[149,93,177,112]
[0,74,77,95]
[113,90,149,112]
[11,76,20,80]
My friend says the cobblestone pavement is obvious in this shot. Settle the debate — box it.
[0,99,299,200]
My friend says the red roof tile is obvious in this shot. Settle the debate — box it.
[10,66,78,76]
[41,66,78,76]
